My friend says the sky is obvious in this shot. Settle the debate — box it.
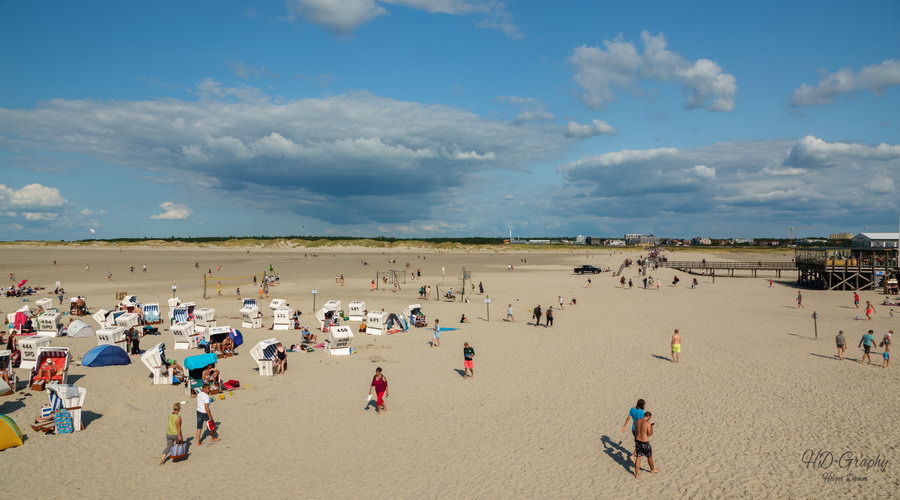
[1,0,899,240]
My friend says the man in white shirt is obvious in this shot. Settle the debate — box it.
[195,384,220,445]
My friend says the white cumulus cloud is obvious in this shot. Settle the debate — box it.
[790,59,900,107]
[570,31,736,111]
[0,183,67,209]
[564,119,617,138]
[149,202,192,220]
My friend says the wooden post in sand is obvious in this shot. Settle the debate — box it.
[812,311,818,339]
[484,296,491,321]
[203,274,207,299]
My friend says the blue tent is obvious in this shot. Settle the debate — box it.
[184,352,218,371]
[82,345,131,367]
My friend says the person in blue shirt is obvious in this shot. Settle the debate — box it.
[859,330,876,365]
[621,399,646,438]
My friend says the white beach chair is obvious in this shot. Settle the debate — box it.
[250,338,280,376]
[273,308,293,330]
[171,306,189,325]
[46,383,87,432]
[114,312,140,328]
[268,298,287,311]
[37,312,64,337]
[242,298,257,309]
[364,311,387,335]
[18,335,53,370]
[35,298,54,310]
[348,301,366,321]
[140,343,170,385]
[142,303,162,324]
[95,326,127,348]
[240,305,262,329]
[29,347,70,390]
[326,325,354,355]
[92,309,110,329]
[172,321,200,350]
[194,307,216,333]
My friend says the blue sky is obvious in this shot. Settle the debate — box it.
[1,0,898,240]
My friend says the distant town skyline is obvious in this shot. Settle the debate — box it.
[1,1,899,240]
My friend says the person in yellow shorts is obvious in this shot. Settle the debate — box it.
[670,329,682,363]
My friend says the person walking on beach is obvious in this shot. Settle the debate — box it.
[159,402,183,465]
[620,276,626,288]
[835,330,847,360]
[432,320,441,347]
[533,305,542,327]
[633,412,658,478]
[545,306,554,327]
[853,292,860,309]
[768,279,773,288]
[621,399,646,439]
[463,342,475,378]
[558,296,564,310]
[236,287,241,300]
[195,385,220,445]
[670,329,681,363]
[881,330,892,368]
[506,304,515,322]
[859,330,876,365]
[368,367,389,414]
[864,300,875,320]
[656,279,661,290]
[796,291,804,308]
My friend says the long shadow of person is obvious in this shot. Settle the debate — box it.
[600,435,631,474]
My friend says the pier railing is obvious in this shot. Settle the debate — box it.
[661,261,797,271]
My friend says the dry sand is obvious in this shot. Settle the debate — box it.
[1,246,897,498]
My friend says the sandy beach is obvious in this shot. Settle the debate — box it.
[1,245,897,498]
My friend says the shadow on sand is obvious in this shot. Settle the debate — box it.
[600,435,631,474]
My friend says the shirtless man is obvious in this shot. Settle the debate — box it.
[670,329,682,363]
[633,412,658,478]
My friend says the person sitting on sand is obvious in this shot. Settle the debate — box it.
[460,314,470,323]
[358,320,367,334]
[202,364,220,385]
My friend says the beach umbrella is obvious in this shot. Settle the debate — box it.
[183,352,217,371]
[16,279,27,288]
[0,415,23,450]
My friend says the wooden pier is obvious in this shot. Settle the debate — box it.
[661,260,797,278]
[795,248,899,291]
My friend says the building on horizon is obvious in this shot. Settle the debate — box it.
[691,237,712,246]
[852,233,900,248]
[829,232,853,240]
[624,233,659,246]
